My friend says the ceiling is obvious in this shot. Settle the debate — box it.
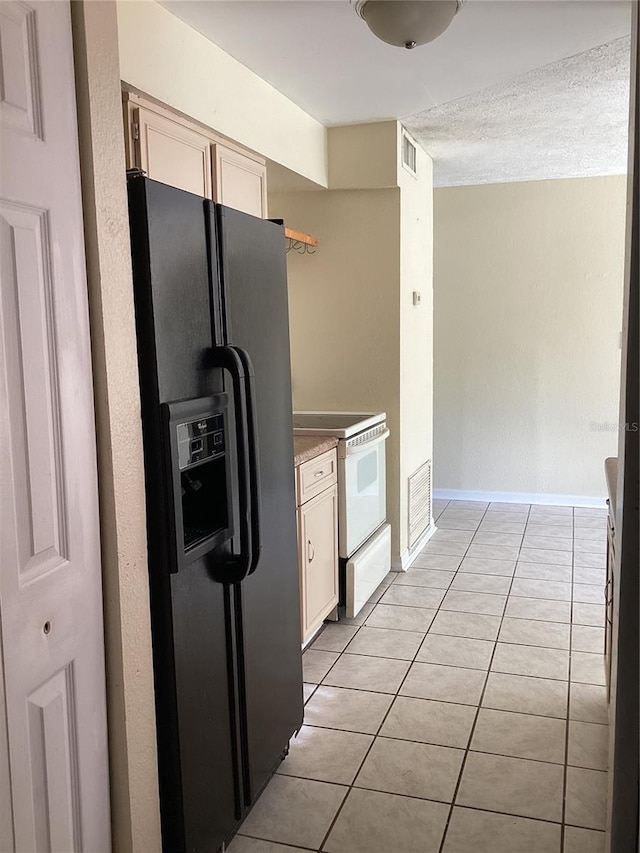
[161,0,632,186]
[406,35,631,186]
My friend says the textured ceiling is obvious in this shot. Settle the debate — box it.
[405,37,631,187]
[160,0,633,186]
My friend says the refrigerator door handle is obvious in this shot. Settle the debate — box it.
[231,346,262,575]
[206,345,253,582]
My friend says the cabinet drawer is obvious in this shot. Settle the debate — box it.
[297,449,337,505]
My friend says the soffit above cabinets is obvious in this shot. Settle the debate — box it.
[159,0,632,126]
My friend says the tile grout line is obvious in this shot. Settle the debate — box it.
[298,601,372,852]
[306,652,605,695]
[235,829,317,851]
[396,505,493,853]
[436,501,515,853]
[560,505,576,853]
[315,503,483,852]
[285,728,581,769]
[291,500,607,853]
[273,767,587,819]
[318,544,455,851]
[316,525,470,852]
[560,511,576,853]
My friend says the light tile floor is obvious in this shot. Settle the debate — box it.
[229,500,609,853]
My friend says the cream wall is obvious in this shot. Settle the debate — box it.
[398,137,434,553]
[116,0,327,187]
[433,176,626,499]
[270,122,434,561]
[71,2,161,851]
[328,122,399,189]
[269,188,403,554]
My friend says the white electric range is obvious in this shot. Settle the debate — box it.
[293,412,391,617]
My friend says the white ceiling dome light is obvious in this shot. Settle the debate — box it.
[351,0,464,50]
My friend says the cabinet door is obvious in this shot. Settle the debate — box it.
[213,142,267,218]
[299,485,338,642]
[134,106,212,198]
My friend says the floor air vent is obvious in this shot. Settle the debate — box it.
[408,460,432,549]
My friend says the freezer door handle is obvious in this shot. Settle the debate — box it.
[230,346,262,575]
[206,345,253,582]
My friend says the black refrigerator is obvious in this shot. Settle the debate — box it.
[127,175,303,853]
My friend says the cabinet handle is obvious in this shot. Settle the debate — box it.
[314,470,324,478]
[307,539,315,563]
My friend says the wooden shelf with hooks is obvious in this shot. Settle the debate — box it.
[284,227,318,248]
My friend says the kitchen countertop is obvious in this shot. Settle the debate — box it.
[293,435,339,467]
[605,456,618,521]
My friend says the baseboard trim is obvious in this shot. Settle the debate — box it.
[433,488,607,509]
[392,522,437,572]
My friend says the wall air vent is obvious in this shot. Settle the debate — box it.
[402,131,417,175]
[408,460,432,549]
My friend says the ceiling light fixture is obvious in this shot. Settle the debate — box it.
[351,0,464,50]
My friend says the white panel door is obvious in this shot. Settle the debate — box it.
[0,2,110,850]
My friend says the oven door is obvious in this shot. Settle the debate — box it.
[338,428,389,558]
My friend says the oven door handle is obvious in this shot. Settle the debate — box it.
[345,428,390,456]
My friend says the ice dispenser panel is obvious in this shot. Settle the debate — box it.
[163,394,233,571]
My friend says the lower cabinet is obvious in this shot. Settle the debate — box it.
[296,452,339,644]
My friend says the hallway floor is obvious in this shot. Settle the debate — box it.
[229,499,609,853]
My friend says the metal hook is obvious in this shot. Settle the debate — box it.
[286,238,316,255]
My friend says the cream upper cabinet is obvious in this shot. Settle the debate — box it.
[133,106,213,198]
[213,142,268,218]
[123,93,268,216]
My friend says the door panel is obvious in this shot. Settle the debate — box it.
[0,2,42,137]
[26,667,79,852]
[0,204,67,582]
[0,2,110,849]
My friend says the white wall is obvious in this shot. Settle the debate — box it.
[433,176,627,499]
[116,0,328,187]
